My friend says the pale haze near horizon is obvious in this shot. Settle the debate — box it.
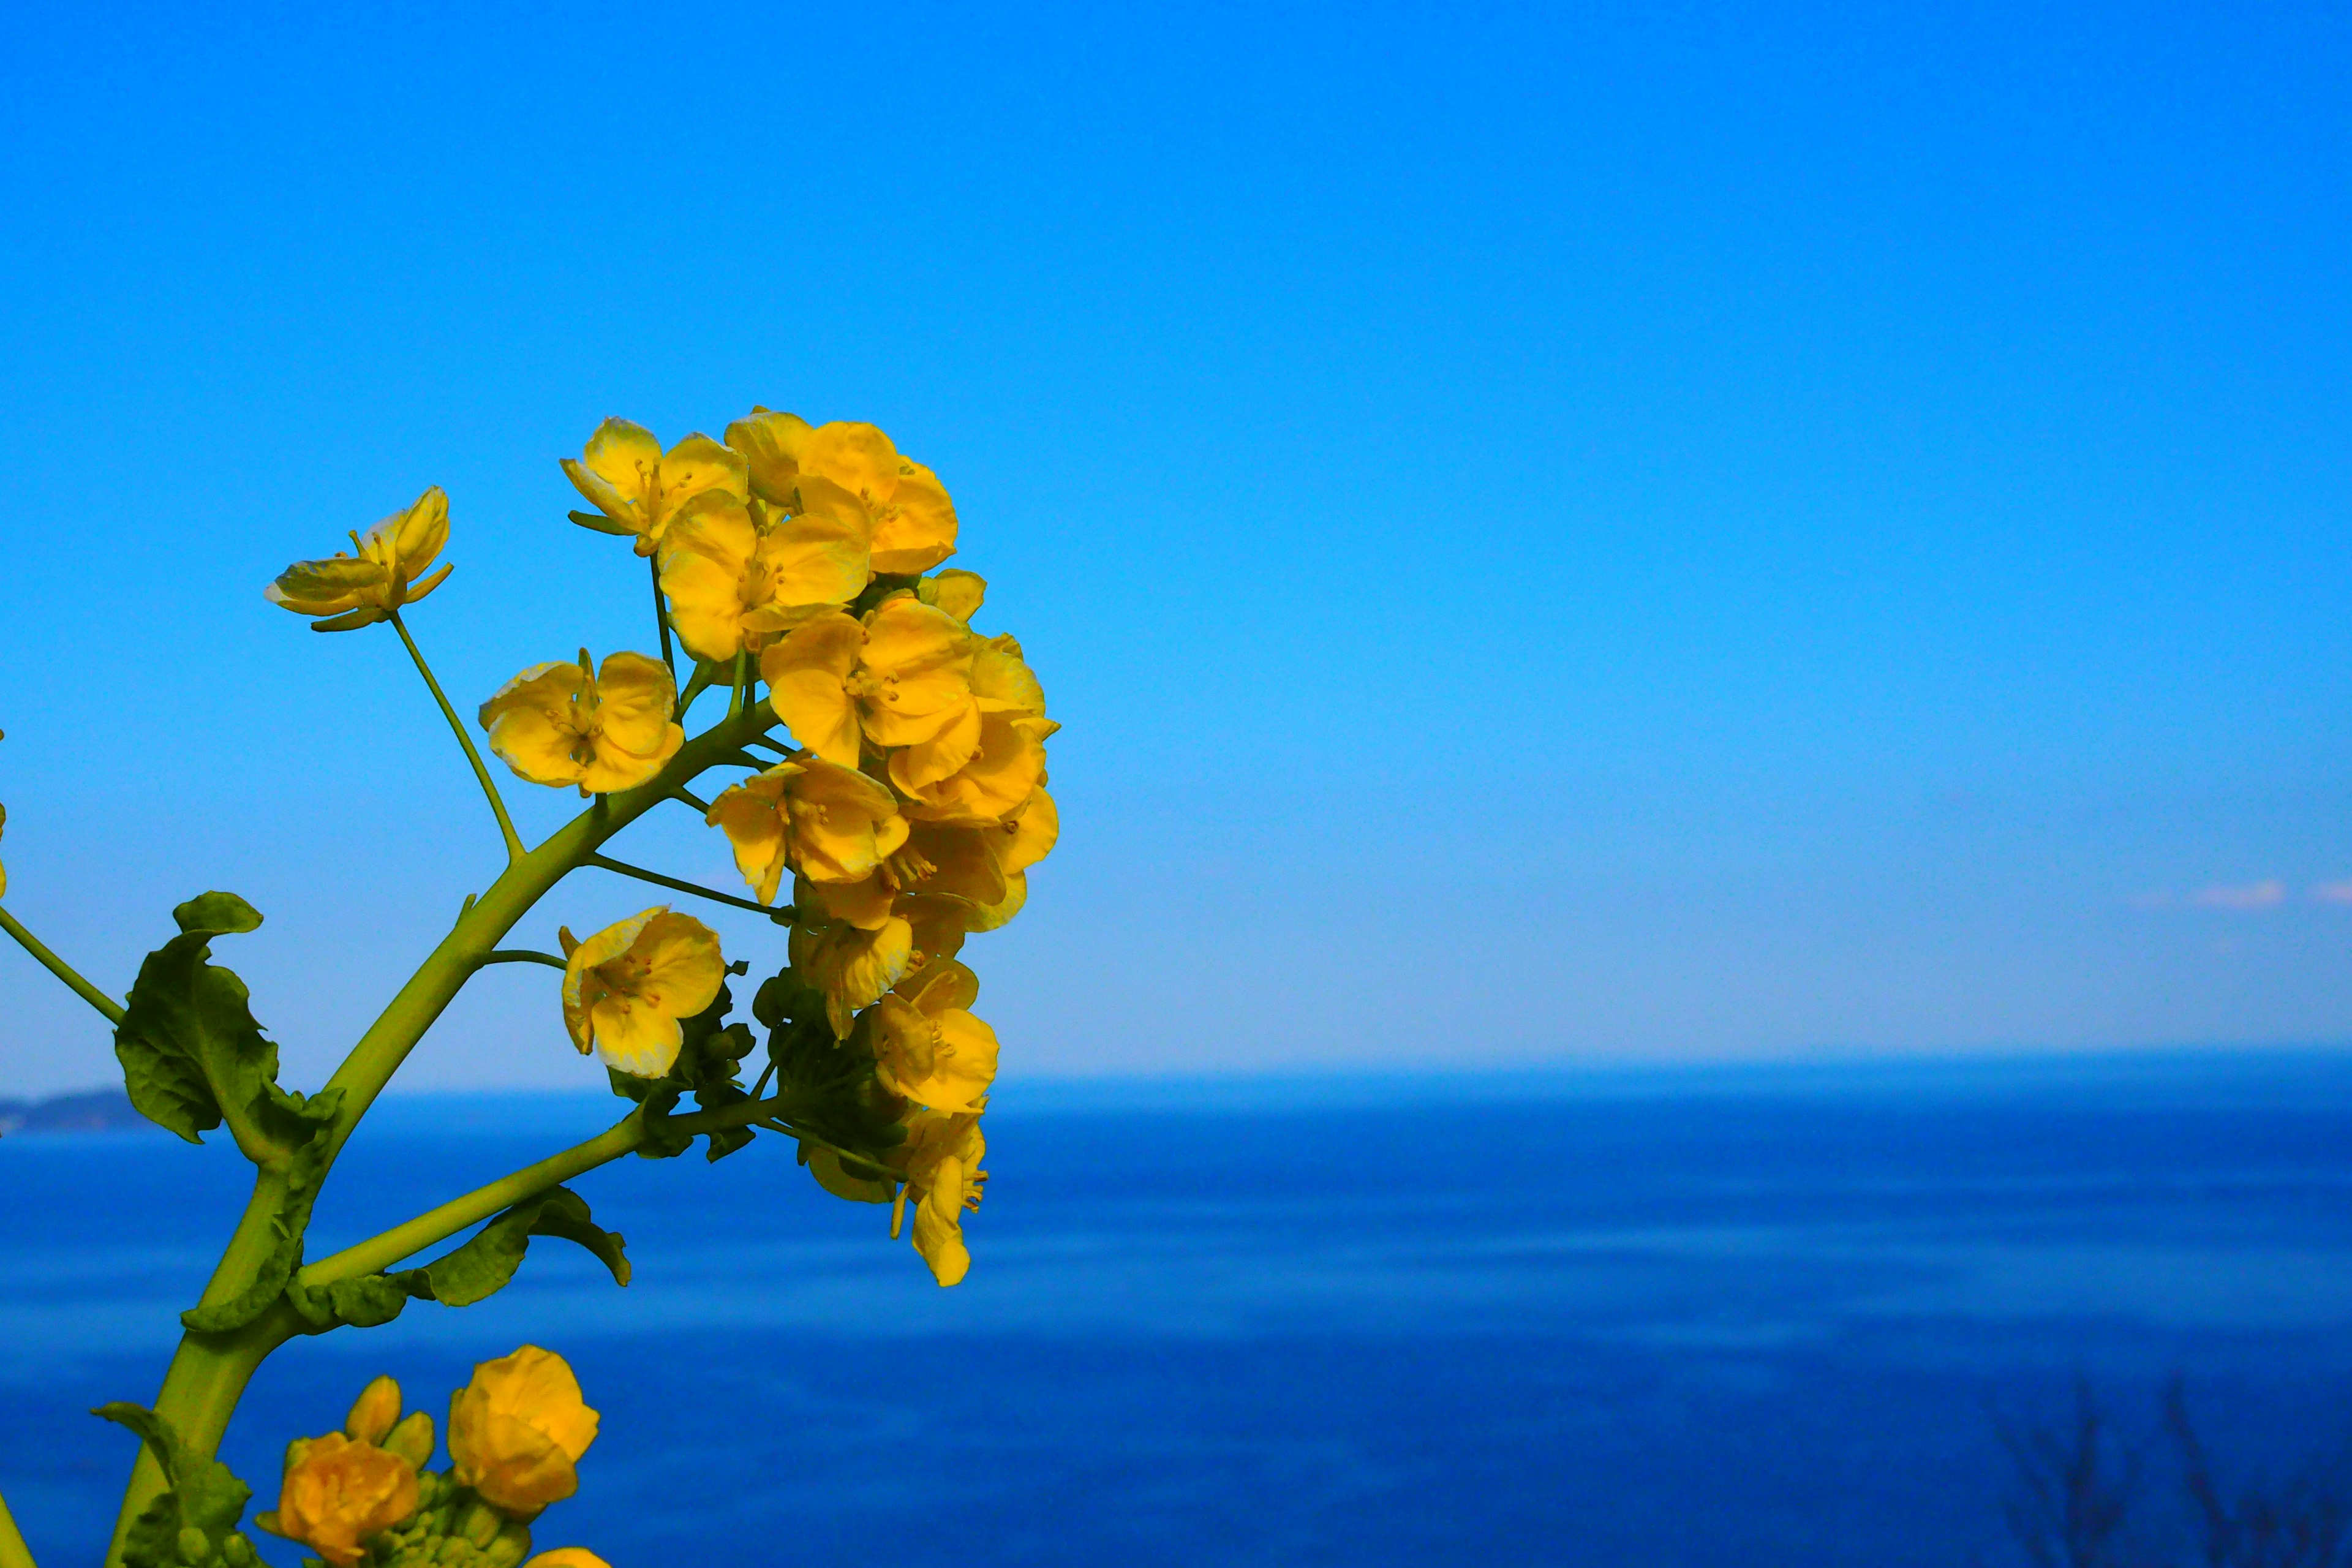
[1,2,2348,1099]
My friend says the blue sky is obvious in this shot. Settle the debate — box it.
[1,0,2347,1096]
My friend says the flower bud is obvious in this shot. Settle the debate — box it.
[383,1410,437,1469]
[524,1551,612,1568]
[447,1347,600,1518]
[345,1374,402,1446]
[484,1520,537,1568]
[176,1525,212,1562]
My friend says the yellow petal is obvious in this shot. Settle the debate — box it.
[758,485,872,609]
[870,460,959,575]
[924,569,986,623]
[587,650,680,755]
[657,433,751,520]
[706,771,794,905]
[802,421,902,501]
[478,663,592,788]
[723,408,816,506]
[579,418,662,516]
[995,788,1058,876]
[762,612,864,766]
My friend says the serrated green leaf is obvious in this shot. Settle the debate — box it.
[115,892,330,1165]
[94,1403,254,1567]
[419,1186,629,1307]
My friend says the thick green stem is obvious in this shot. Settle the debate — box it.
[0,1480,35,1568]
[301,1093,791,1289]
[0,907,125,1025]
[389,611,526,865]
[102,702,781,1566]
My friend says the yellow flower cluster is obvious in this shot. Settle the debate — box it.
[258,1350,606,1568]
[258,406,1056,1289]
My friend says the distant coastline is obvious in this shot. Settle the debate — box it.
[0,1087,149,1135]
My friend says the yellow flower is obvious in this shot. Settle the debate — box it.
[902,712,1055,826]
[526,1553,613,1568]
[562,418,748,556]
[559,908,725,1076]
[870,961,998,1115]
[761,599,981,789]
[258,1433,419,1567]
[895,1109,987,1287]
[790,908,913,1038]
[265,487,453,632]
[725,409,959,574]
[706,758,908,906]
[448,1346,600,1519]
[480,650,685,796]
[655,489,869,663]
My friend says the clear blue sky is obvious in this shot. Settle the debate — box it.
[1,1,2347,1096]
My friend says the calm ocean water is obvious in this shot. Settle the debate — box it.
[7,1052,2352,1566]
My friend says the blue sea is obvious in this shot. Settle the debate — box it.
[8,1052,2352,1566]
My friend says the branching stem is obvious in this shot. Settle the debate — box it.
[390,611,525,865]
[300,1093,795,1288]
[586,854,782,919]
[473,950,568,972]
[0,907,126,1025]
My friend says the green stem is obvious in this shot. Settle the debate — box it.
[727,649,748,718]
[0,907,125,1025]
[650,556,676,677]
[301,1093,794,1288]
[473,950,568,971]
[0,1480,36,1568]
[586,854,783,919]
[390,611,526,865]
[670,788,712,813]
[102,701,783,1567]
[677,662,718,718]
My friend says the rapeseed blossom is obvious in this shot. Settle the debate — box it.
[480,650,685,796]
[559,910,725,1076]
[448,1346,600,1518]
[706,758,908,907]
[562,419,748,556]
[265,488,454,631]
[655,489,869,663]
[724,410,958,573]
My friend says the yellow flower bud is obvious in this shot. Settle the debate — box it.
[344,1374,402,1446]
[261,1431,420,1567]
[524,1552,612,1568]
[448,1346,601,1519]
[264,488,454,632]
[559,908,726,1077]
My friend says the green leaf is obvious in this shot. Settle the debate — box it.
[288,1269,429,1332]
[94,1403,254,1568]
[177,1091,342,1334]
[115,892,327,1161]
[418,1186,630,1308]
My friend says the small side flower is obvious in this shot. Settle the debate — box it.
[265,487,453,631]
